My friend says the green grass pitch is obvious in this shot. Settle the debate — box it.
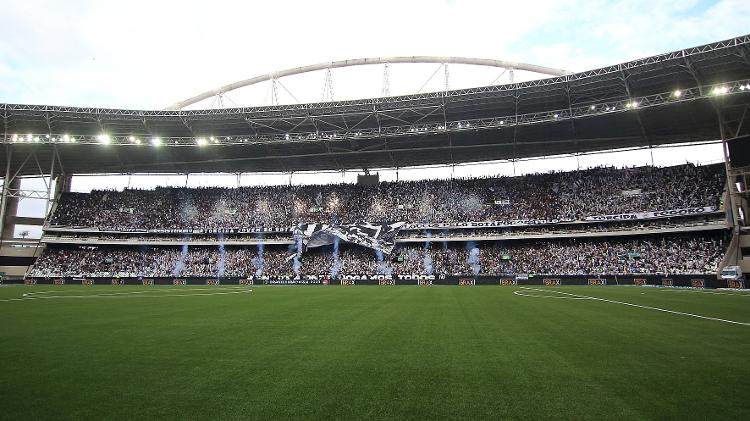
[1,284,749,420]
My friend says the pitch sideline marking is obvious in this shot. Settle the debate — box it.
[655,289,750,298]
[0,287,252,302]
[21,286,249,298]
[517,287,750,326]
[513,290,590,300]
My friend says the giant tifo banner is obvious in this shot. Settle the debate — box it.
[295,221,405,254]
[583,206,718,222]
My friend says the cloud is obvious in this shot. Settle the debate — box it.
[0,0,747,108]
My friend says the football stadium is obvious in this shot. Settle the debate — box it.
[1,3,750,419]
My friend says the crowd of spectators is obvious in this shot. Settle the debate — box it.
[48,163,725,230]
[29,233,727,277]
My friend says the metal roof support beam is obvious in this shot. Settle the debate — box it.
[168,56,572,109]
[44,147,55,217]
[564,81,578,154]
[619,70,650,148]
[735,104,749,138]
[243,118,259,137]
[180,117,197,137]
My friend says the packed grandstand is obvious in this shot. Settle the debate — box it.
[4,34,748,288]
[30,162,729,279]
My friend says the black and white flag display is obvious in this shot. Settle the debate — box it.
[294,221,406,254]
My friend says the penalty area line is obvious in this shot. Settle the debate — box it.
[518,287,750,327]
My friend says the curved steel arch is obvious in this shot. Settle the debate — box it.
[167,56,573,110]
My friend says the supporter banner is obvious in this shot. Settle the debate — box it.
[403,218,574,230]
[621,189,643,197]
[48,205,719,234]
[584,206,717,222]
[295,221,405,254]
[46,226,293,234]
[251,274,436,283]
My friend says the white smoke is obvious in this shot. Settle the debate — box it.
[172,243,189,277]
[423,231,433,275]
[292,237,303,275]
[375,249,392,275]
[466,241,481,275]
[217,233,226,278]
[253,234,265,276]
[330,237,342,279]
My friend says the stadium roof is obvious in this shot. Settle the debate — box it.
[2,35,750,177]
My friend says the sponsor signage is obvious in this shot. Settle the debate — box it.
[690,279,705,288]
[727,280,745,289]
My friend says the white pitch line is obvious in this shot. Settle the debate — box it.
[517,287,750,326]
[1,288,252,302]
[656,289,750,298]
[513,290,590,300]
[22,286,249,298]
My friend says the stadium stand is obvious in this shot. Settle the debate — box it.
[29,233,726,278]
[48,163,724,230]
[28,162,730,279]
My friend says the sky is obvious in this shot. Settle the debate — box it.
[1,0,748,108]
[1,0,748,236]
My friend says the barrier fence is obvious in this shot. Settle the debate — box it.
[9,274,741,289]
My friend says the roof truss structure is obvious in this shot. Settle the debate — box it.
[1,35,750,176]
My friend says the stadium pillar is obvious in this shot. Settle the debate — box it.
[718,109,740,231]
[0,150,11,243]
[51,174,72,206]
[0,178,21,243]
[718,108,743,270]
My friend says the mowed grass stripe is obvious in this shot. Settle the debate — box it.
[0,285,748,420]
